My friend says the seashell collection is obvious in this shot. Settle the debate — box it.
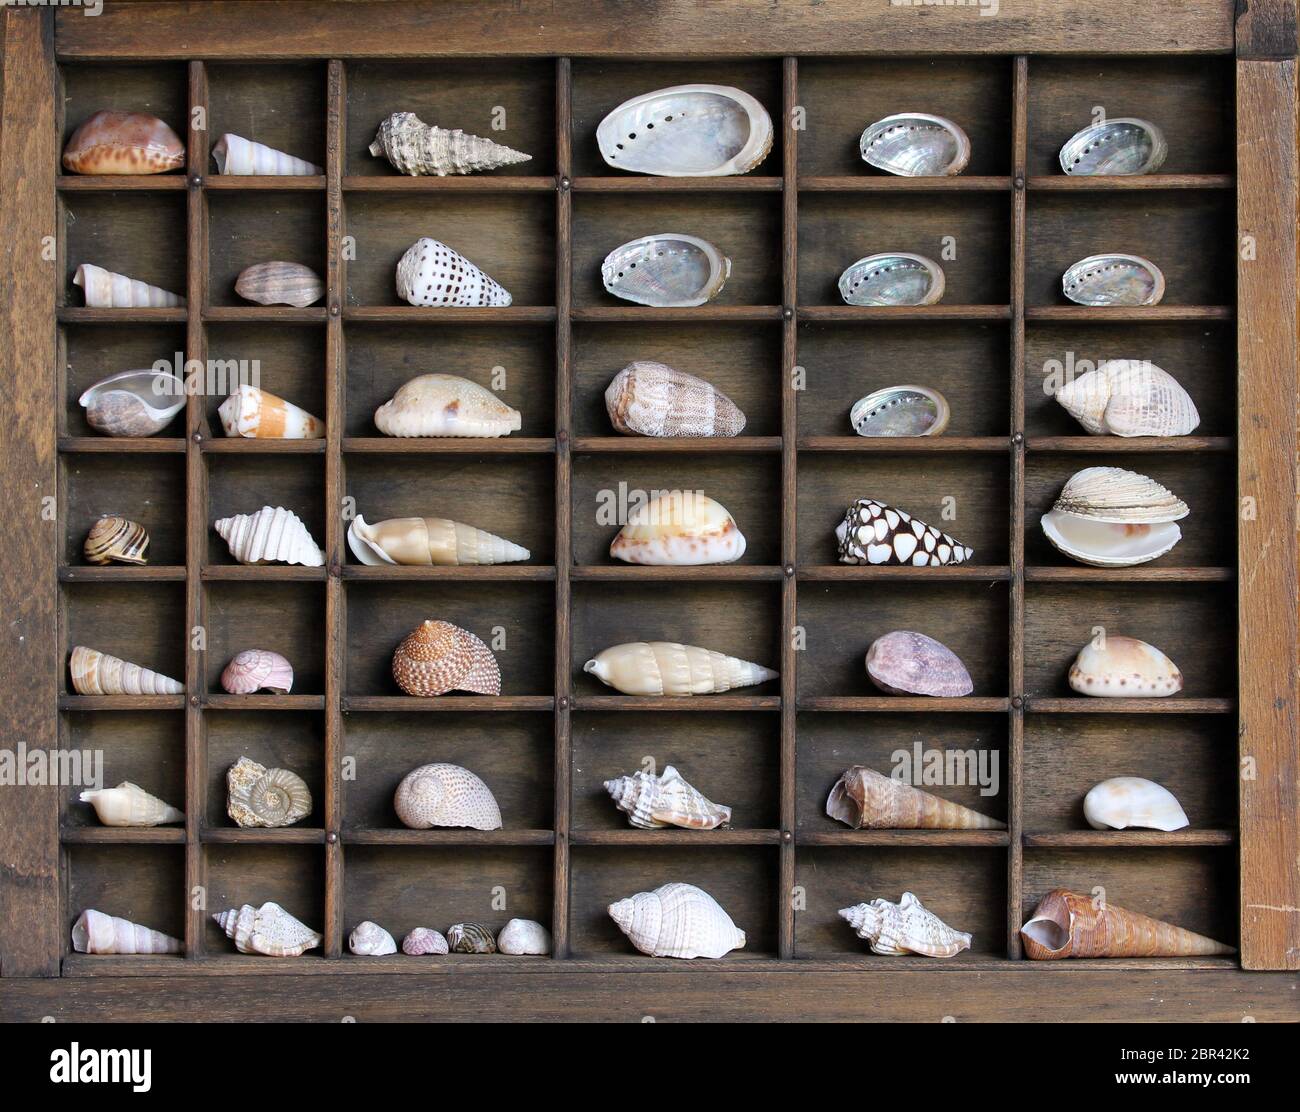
[840,892,971,958]
[226,756,312,828]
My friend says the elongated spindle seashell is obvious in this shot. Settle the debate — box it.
[218,384,324,439]
[226,756,311,828]
[349,921,398,956]
[604,764,731,829]
[80,368,186,437]
[374,374,521,438]
[220,649,293,695]
[447,923,497,954]
[1068,633,1182,697]
[1041,467,1188,567]
[605,361,745,438]
[839,892,971,957]
[836,498,973,566]
[212,901,322,956]
[866,631,973,697]
[610,491,745,565]
[402,927,449,955]
[584,641,777,697]
[393,762,502,830]
[602,233,730,308]
[214,505,324,567]
[1084,776,1189,831]
[348,513,529,566]
[609,882,745,959]
[1021,889,1232,959]
[212,133,322,176]
[63,110,184,175]
[396,237,511,307]
[1054,360,1199,438]
[79,781,184,827]
[827,767,1003,830]
[83,515,149,565]
[234,261,324,308]
[70,645,182,696]
[369,111,532,176]
[74,263,184,308]
[392,620,502,697]
[860,113,970,176]
[497,919,551,955]
[72,909,182,954]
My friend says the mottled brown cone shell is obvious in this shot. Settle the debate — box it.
[827,766,1004,830]
[391,619,501,696]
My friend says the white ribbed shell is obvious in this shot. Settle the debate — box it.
[374,374,521,437]
[70,645,183,696]
[393,762,502,830]
[839,892,971,957]
[1042,467,1188,567]
[72,909,181,954]
[74,263,184,308]
[212,901,322,956]
[604,765,731,830]
[608,882,745,959]
[214,505,324,566]
[1054,361,1199,437]
[395,237,512,307]
[583,641,777,696]
[212,133,322,175]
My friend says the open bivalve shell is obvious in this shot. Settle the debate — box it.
[212,901,322,956]
[394,763,502,830]
[392,620,502,697]
[374,373,520,437]
[1068,633,1182,698]
[1054,360,1199,438]
[348,513,529,566]
[836,498,972,566]
[584,641,777,696]
[80,368,186,437]
[1084,776,1189,831]
[609,882,745,959]
[1058,118,1167,176]
[859,113,971,176]
[602,233,730,308]
[1040,467,1188,567]
[851,385,950,437]
[839,892,971,958]
[838,252,944,307]
[75,263,184,308]
[609,491,746,566]
[1062,253,1165,307]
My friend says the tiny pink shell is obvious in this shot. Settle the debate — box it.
[401,927,449,955]
[220,649,294,694]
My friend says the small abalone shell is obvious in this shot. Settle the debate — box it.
[850,386,950,437]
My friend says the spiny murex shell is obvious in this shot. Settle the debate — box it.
[374,373,521,438]
[851,385,950,437]
[392,620,501,697]
[84,515,149,565]
[212,901,322,956]
[866,631,973,697]
[80,368,186,437]
[394,762,503,830]
[349,921,397,956]
[448,923,497,954]
[80,781,184,827]
[497,918,551,955]
[62,110,185,175]
[1021,889,1232,959]
[221,649,294,695]
[827,766,1003,830]
[597,84,773,177]
[609,882,745,959]
[70,645,182,696]
[1054,360,1199,438]
[75,263,184,308]
[1069,633,1182,697]
[1084,776,1189,831]
[602,233,730,308]
[402,927,449,955]
[396,237,511,307]
[605,361,745,438]
[219,384,324,439]
[860,113,971,177]
[369,111,531,176]
[604,764,732,830]
[212,133,322,176]
[836,498,972,566]
[584,641,777,696]
[839,892,971,958]
[1062,254,1165,307]
[610,491,746,566]
[1059,118,1167,176]
[234,261,324,308]
[72,909,181,954]
[1040,467,1188,567]
[226,756,312,828]
[348,513,529,566]
[214,505,325,567]
[838,253,944,307]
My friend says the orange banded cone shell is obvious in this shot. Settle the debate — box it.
[391,619,501,696]
[1020,888,1234,959]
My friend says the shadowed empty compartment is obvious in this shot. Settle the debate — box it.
[62,711,186,831]
[204,844,326,957]
[206,62,326,175]
[63,193,187,308]
[208,193,327,308]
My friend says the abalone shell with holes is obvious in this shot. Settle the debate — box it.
[601,233,730,308]
[859,113,970,177]
[838,253,945,307]
[850,386,950,437]
[1058,118,1167,176]
[1061,253,1165,307]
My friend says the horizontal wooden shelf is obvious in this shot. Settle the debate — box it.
[1026,174,1234,191]
[202,694,325,711]
[1026,697,1234,714]
[342,564,555,581]
[342,829,555,846]
[800,175,1012,192]
[342,695,554,712]
[798,829,1010,847]
[345,175,556,192]
[570,565,784,581]
[200,827,327,844]
[1024,305,1233,322]
[60,826,186,844]
[573,436,782,453]
[201,565,327,582]
[1024,566,1234,582]
[799,565,1010,582]
[343,306,556,324]
[1026,436,1233,452]
[799,304,1010,322]
[58,307,186,324]
[799,696,1011,713]
[571,829,782,845]
[798,435,1008,452]
[571,305,783,322]
[58,695,185,711]
[573,175,782,192]
[570,695,780,712]
[57,174,187,191]
[200,437,326,453]
[1023,829,1236,847]
[59,436,186,453]
[203,306,327,323]
[59,565,187,582]
[342,436,555,454]
[203,174,326,191]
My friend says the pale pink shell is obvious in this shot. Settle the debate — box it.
[401,927,449,955]
[866,631,973,697]
[220,649,293,694]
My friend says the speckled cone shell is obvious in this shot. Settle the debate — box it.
[374,373,521,437]
[83,516,149,565]
[391,620,502,697]
[1020,889,1233,959]
[219,384,324,439]
[1054,361,1199,437]
[349,921,397,955]
[610,491,746,565]
[1084,777,1189,831]
[608,882,745,959]
[826,766,1003,830]
[369,111,532,176]
[604,765,732,830]
[72,909,181,954]
[402,927,449,955]
[226,756,312,828]
[212,901,322,957]
[497,918,551,955]
[393,762,503,830]
[234,261,324,308]
[836,498,973,566]
[75,263,184,308]
[839,892,971,958]
[348,513,529,566]
[1068,634,1182,697]
[584,641,777,696]
[447,923,497,953]
[396,237,512,307]
[70,645,183,696]
[212,133,322,175]
[866,631,973,697]
[605,361,746,438]
[62,110,184,175]
[214,505,324,567]
[220,649,294,695]
[80,781,184,827]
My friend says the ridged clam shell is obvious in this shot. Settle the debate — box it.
[605,361,746,438]
[584,641,777,696]
[1041,467,1187,567]
[214,505,324,567]
[836,498,973,566]
[827,767,1003,830]
[1059,118,1167,176]
[348,514,529,566]
[839,892,971,958]
[396,237,511,307]
[392,620,502,697]
[850,385,950,437]
[212,901,322,957]
[1054,361,1199,437]
[402,927,449,955]
[1062,254,1165,307]
[349,921,398,956]
[1021,889,1232,959]
[604,764,732,830]
[1084,776,1189,831]
[62,110,184,175]
[374,373,521,437]
[610,491,746,566]
[84,515,149,565]
[597,84,773,176]
[860,113,971,176]
[497,918,551,955]
[72,909,181,954]
[866,631,973,697]
[369,111,531,176]
[80,369,186,437]
[220,649,294,695]
[447,923,498,954]
[602,233,730,308]
[394,762,502,830]
[234,261,324,308]
[70,645,183,696]
[79,781,184,827]
[1068,634,1182,698]
[74,263,184,308]
[226,756,312,828]
[838,253,944,307]
[212,133,322,175]
[219,384,324,439]
[609,882,745,959]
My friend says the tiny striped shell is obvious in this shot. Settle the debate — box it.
[839,892,971,957]
[220,649,294,695]
[214,505,324,567]
[74,263,184,308]
[835,498,973,567]
[392,620,501,697]
[84,516,149,565]
[212,133,322,176]
[226,756,312,828]
[234,261,324,308]
[605,361,746,438]
[402,927,449,955]
[447,923,497,954]
[62,110,185,175]
[72,909,182,954]
[212,901,321,956]
[604,764,731,830]
[70,645,183,696]
[374,374,521,438]
[866,631,973,697]
[396,237,511,307]
[393,762,502,830]
[369,111,531,176]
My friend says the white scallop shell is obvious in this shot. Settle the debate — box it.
[395,237,511,307]
[74,263,184,308]
[393,762,502,830]
[80,781,184,826]
[604,764,731,830]
[72,909,181,954]
[838,253,945,307]
[349,920,398,956]
[1068,634,1182,698]
[1054,360,1199,437]
[602,233,730,308]
[859,113,971,176]
[348,513,529,566]
[1084,776,1189,831]
[213,505,324,567]
[608,882,745,959]
[839,892,971,957]
[609,491,746,566]
[374,374,521,438]
[583,641,777,696]
[212,901,322,956]
[212,133,322,175]
[497,918,552,955]
[70,645,183,696]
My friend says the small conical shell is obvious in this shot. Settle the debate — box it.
[83,515,149,565]
[497,918,551,955]
[610,491,746,565]
[447,923,497,954]
[608,882,745,959]
[604,765,732,829]
[226,755,312,828]
[402,927,449,955]
[865,631,973,697]
[72,909,182,954]
[70,645,182,696]
[605,361,746,438]
[212,133,322,176]
[349,920,398,956]
[1068,633,1182,697]
[369,111,532,176]
[1054,361,1199,437]
[836,498,973,566]
[374,373,521,438]
[218,384,324,439]
[74,263,184,308]
[79,781,184,826]
[214,505,324,566]
[1020,889,1233,959]
[1083,776,1189,831]
[396,237,511,307]
[220,648,294,695]
[391,620,502,697]
[234,261,324,308]
[839,892,971,958]
[583,641,777,696]
[212,901,322,956]
[826,767,1003,830]
[393,762,502,830]
[347,514,529,566]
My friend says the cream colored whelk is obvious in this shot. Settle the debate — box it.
[839,892,971,958]
[609,490,746,566]
[80,781,184,827]
[609,882,745,959]
[348,513,529,566]
[604,764,732,830]
[1068,633,1182,697]
[1083,776,1189,831]
[212,901,322,956]
[1054,360,1199,437]
[1040,466,1188,567]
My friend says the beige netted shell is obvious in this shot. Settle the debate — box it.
[604,361,746,438]
[391,619,501,697]
[393,762,502,830]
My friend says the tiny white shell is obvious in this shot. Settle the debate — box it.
[497,918,551,955]
[1083,776,1189,831]
[349,920,398,955]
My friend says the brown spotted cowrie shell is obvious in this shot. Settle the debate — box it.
[62,110,185,175]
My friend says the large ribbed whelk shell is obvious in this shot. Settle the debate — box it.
[349,921,398,956]
[604,764,732,830]
[609,882,745,959]
[212,901,322,956]
[1068,633,1182,698]
[226,756,312,828]
[838,253,944,307]
[584,641,777,696]
[234,261,324,308]
[396,237,512,307]
[214,505,325,567]
[1054,360,1199,438]
[374,373,521,438]
[392,620,502,697]
[75,263,184,308]
[1062,254,1165,307]
[827,766,1003,830]
[221,649,294,695]
[72,909,181,954]
[212,133,322,176]
[348,514,529,566]
[394,762,503,830]
[1040,466,1188,567]
[610,491,746,566]
[860,113,971,176]
[1059,118,1167,176]
[70,645,183,696]
[866,631,974,697]
[84,516,149,565]
[369,111,531,176]
[836,498,973,566]
[80,781,184,827]
[839,892,971,958]
[1084,776,1189,831]
[605,361,746,438]
[219,384,324,439]
[602,233,730,308]
[1021,889,1232,959]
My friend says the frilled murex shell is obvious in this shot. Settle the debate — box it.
[604,764,732,830]
[839,892,971,957]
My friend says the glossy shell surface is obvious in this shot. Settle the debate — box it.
[850,385,950,437]
[602,233,730,308]
[838,253,944,307]
[1058,118,1167,176]
[859,113,970,176]
[1062,253,1165,307]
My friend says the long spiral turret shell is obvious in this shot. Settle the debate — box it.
[369,111,532,176]
[213,505,324,567]
[1020,889,1233,959]
[74,263,184,308]
[583,641,777,696]
[608,882,745,959]
[72,909,182,954]
[826,766,1004,830]
[70,645,182,696]
[212,133,322,175]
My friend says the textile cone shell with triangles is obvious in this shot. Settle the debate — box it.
[392,619,501,696]
[826,766,1004,830]
[1020,888,1234,959]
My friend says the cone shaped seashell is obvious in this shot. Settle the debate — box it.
[605,361,745,438]
[836,498,973,567]
[1054,360,1199,437]
[80,781,184,827]
[402,927,449,955]
[369,111,532,176]
[234,261,324,308]
[604,764,732,830]
[374,373,521,438]
[212,133,322,175]
[220,649,293,695]
[1021,888,1232,959]
[597,85,773,177]
[80,368,186,437]
[70,645,182,696]
[851,385,950,437]
[610,491,746,566]
[1062,254,1165,307]
[348,513,529,566]
[74,263,184,308]
[349,921,397,956]
[226,756,312,828]
[392,620,502,697]
[860,113,971,176]
[839,892,971,957]
[84,515,149,565]
[72,909,182,954]
[393,762,502,830]
[584,641,777,696]
[1084,776,1189,831]
[1059,118,1167,176]
[1041,467,1188,567]
[497,919,552,955]
[602,233,730,308]
[218,384,324,439]
[447,923,498,954]
[214,505,324,567]
[609,882,745,959]
[866,631,974,697]
[396,237,512,307]
[839,253,945,306]
[827,766,1003,830]
[212,901,322,956]
[62,110,185,175]
[1068,633,1182,697]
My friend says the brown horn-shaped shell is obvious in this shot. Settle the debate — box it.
[1020,888,1234,959]
[827,766,1004,830]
